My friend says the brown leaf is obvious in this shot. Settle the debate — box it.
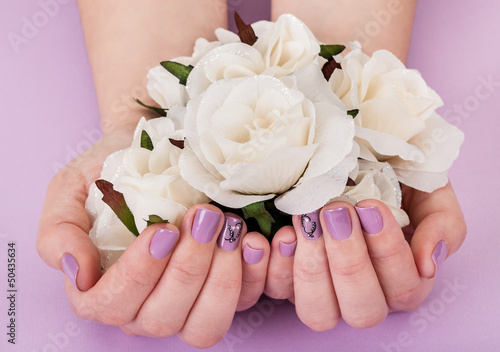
[169,138,185,149]
[234,11,258,46]
[322,58,341,81]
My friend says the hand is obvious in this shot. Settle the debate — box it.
[37,129,270,347]
[264,182,466,330]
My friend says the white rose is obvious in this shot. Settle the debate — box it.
[180,64,358,215]
[329,42,464,192]
[147,57,192,109]
[186,14,323,99]
[332,160,410,228]
[86,117,209,270]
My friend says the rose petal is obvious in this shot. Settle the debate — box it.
[274,142,359,214]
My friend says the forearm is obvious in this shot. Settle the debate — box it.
[272,0,417,63]
[78,0,227,135]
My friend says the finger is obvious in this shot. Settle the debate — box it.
[123,204,223,337]
[236,232,270,311]
[264,226,296,300]
[37,168,101,291]
[404,183,467,278]
[356,199,432,312]
[178,213,245,348]
[292,209,340,331]
[321,202,388,328]
[65,222,179,326]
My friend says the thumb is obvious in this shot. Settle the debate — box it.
[407,183,467,279]
[37,168,101,291]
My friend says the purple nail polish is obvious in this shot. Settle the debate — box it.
[300,210,323,241]
[218,216,243,251]
[432,240,447,275]
[324,207,352,240]
[150,228,179,259]
[280,241,297,257]
[243,244,263,264]
[61,253,79,291]
[191,208,222,243]
[355,206,383,234]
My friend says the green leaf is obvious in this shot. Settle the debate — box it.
[347,109,359,118]
[160,61,194,86]
[135,98,167,116]
[242,201,275,238]
[141,130,154,151]
[319,44,346,60]
[95,179,140,237]
[234,11,258,46]
[145,215,169,227]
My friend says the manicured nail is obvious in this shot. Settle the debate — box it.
[355,206,383,234]
[150,228,179,259]
[432,240,447,276]
[191,208,222,243]
[218,216,243,251]
[300,210,323,241]
[324,207,352,240]
[280,241,297,257]
[61,253,79,291]
[243,244,263,264]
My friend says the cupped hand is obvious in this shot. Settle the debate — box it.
[36,128,270,347]
[265,182,466,330]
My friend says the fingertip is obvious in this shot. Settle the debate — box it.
[181,204,224,244]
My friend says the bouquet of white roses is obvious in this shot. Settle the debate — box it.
[86,13,463,270]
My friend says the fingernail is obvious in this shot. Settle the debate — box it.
[300,210,323,241]
[432,240,447,276]
[355,206,383,234]
[191,208,222,243]
[61,253,79,291]
[243,244,263,264]
[324,207,352,240]
[280,241,297,257]
[218,216,243,251]
[150,228,179,259]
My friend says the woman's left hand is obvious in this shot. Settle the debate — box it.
[264,182,466,330]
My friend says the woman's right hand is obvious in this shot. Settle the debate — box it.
[36,128,270,347]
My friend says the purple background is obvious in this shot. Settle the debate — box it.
[1,0,499,351]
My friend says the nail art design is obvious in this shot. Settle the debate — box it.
[218,216,243,251]
[301,214,316,238]
[225,221,243,243]
[300,210,323,241]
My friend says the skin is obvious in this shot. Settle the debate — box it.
[264,0,467,331]
[36,0,467,346]
[37,0,270,347]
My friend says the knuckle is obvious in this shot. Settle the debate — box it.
[330,260,369,279]
[346,309,387,329]
[140,318,179,338]
[387,284,423,311]
[208,272,241,292]
[294,258,329,283]
[168,258,208,286]
[369,240,407,263]
[180,326,225,348]
[299,313,339,332]
[117,261,157,288]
